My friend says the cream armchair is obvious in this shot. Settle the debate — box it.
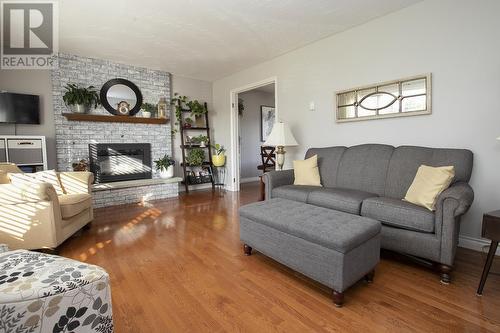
[0,163,94,251]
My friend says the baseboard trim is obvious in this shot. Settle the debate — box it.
[459,235,499,256]
[240,177,260,184]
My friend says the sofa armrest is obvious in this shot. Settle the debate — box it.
[435,182,474,266]
[262,169,294,200]
[436,182,474,217]
[0,183,58,205]
[59,171,94,194]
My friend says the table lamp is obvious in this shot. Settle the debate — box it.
[263,122,298,170]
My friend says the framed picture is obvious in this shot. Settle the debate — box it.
[260,105,275,142]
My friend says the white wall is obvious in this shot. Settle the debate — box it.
[212,0,500,242]
[171,75,213,190]
[239,89,275,180]
[0,70,56,169]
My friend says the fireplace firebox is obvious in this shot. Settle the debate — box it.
[89,143,151,183]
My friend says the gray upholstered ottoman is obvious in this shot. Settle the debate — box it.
[239,198,381,307]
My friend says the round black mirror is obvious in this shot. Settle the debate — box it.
[100,78,143,116]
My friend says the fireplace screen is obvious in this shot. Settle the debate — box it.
[89,143,151,183]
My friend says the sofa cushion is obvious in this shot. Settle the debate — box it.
[361,197,435,233]
[305,147,346,187]
[385,146,473,199]
[272,185,318,202]
[239,198,381,253]
[336,144,394,196]
[58,193,92,219]
[307,187,378,215]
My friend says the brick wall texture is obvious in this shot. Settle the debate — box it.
[51,53,178,207]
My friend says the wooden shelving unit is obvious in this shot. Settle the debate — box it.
[178,103,215,193]
[62,113,169,124]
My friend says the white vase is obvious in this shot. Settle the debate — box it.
[159,165,174,179]
[200,141,206,148]
[142,111,151,118]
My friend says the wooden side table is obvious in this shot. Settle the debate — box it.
[476,210,500,295]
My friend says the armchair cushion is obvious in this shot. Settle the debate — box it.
[0,182,57,205]
[8,170,65,195]
[58,193,92,219]
[0,163,23,184]
[59,171,94,194]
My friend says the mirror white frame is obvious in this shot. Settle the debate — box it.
[335,73,432,123]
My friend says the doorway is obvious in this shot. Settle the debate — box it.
[229,77,277,191]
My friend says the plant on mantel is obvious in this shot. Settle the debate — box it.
[171,93,207,134]
[141,102,157,117]
[63,84,100,113]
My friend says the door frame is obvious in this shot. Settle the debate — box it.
[229,76,278,191]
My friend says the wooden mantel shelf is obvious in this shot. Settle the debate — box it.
[62,113,169,124]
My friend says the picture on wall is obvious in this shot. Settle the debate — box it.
[260,105,275,142]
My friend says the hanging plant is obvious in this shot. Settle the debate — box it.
[171,93,207,135]
[186,100,206,118]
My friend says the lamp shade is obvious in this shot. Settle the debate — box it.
[263,122,298,147]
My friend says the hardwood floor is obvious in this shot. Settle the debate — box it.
[59,182,500,332]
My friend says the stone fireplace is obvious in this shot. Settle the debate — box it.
[89,143,152,183]
[51,53,179,207]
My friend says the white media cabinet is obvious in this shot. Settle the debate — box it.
[0,135,48,172]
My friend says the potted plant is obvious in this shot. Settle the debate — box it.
[211,143,226,167]
[141,102,156,118]
[171,93,208,132]
[63,83,100,114]
[186,148,205,167]
[184,117,193,128]
[191,135,209,147]
[154,154,175,179]
[186,99,206,127]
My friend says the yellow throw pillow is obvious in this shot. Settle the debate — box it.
[404,165,455,211]
[293,155,322,186]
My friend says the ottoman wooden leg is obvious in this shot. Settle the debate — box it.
[364,269,375,283]
[332,290,344,307]
[243,244,252,256]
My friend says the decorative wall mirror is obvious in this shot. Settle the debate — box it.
[100,78,143,116]
[336,73,431,122]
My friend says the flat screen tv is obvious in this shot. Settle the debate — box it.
[0,92,40,124]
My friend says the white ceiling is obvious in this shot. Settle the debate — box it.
[59,0,420,81]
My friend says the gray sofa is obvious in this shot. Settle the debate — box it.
[263,144,474,283]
